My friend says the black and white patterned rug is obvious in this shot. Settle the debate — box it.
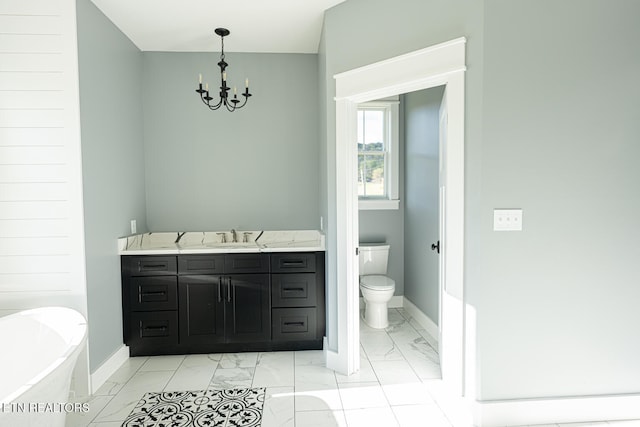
[122,387,265,427]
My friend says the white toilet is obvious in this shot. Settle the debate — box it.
[359,244,396,329]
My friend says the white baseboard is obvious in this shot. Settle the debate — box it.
[358,295,403,309]
[402,296,439,340]
[474,393,640,426]
[90,345,129,394]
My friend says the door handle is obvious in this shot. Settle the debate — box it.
[431,240,440,254]
[226,277,232,303]
[217,277,222,302]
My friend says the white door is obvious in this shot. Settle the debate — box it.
[438,89,448,331]
[438,88,465,395]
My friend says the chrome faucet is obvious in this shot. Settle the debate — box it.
[231,229,238,243]
[216,232,227,243]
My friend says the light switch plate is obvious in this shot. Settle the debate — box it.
[130,219,137,234]
[493,209,522,231]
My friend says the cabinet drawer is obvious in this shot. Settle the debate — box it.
[129,277,177,311]
[272,308,316,341]
[272,273,317,308]
[224,254,269,273]
[122,256,177,276]
[178,255,224,275]
[271,253,316,273]
[129,311,178,349]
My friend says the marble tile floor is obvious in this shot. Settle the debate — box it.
[66,309,640,427]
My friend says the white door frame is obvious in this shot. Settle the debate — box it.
[331,37,468,396]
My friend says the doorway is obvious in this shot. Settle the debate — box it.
[331,37,469,397]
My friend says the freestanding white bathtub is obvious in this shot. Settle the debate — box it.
[0,307,87,427]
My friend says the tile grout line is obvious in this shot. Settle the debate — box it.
[331,363,346,426]
[207,355,220,390]
[207,354,222,390]
[381,309,418,427]
[81,392,116,426]
[347,309,398,425]
[398,307,440,355]
[89,356,149,425]
[293,352,297,427]
[377,309,452,426]
[390,310,455,427]
[162,355,187,392]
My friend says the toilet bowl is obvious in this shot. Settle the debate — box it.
[360,276,395,328]
[359,244,396,329]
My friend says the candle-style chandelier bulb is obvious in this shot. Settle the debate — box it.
[195,28,252,112]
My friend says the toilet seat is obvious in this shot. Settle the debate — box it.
[360,275,395,291]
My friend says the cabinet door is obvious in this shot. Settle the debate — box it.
[225,274,271,343]
[178,275,225,346]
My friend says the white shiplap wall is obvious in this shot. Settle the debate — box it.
[0,0,88,322]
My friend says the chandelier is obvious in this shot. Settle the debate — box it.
[195,28,252,112]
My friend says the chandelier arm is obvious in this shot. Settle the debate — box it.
[224,101,236,112]
[208,98,224,110]
[200,92,218,109]
[237,92,252,109]
[232,96,248,110]
[198,90,222,110]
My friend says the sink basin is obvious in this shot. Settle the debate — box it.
[178,231,261,250]
[203,241,257,248]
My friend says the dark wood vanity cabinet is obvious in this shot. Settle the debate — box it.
[179,275,271,348]
[122,252,324,356]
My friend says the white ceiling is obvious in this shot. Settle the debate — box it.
[90,0,346,53]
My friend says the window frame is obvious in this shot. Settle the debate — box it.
[357,97,400,210]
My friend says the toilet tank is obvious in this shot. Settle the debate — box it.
[359,244,390,275]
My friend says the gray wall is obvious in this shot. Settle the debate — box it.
[76,0,147,371]
[142,52,319,231]
[476,0,640,400]
[403,87,444,324]
[322,0,640,403]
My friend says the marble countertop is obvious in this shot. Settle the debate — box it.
[118,230,325,255]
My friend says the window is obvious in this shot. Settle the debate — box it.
[357,98,399,210]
